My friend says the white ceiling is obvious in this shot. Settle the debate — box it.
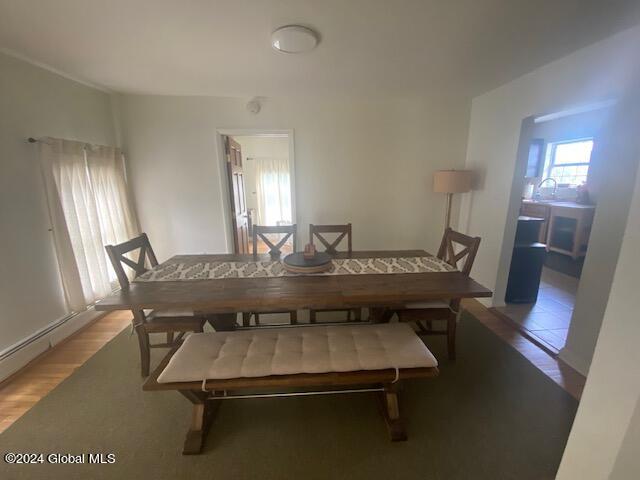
[1,0,639,98]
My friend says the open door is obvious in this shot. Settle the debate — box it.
[225,136,249,254]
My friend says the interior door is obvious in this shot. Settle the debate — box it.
[225,136,249,254]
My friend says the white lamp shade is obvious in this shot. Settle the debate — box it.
[433,170,473,193]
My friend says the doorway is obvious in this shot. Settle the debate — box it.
[494,107,609,354]
[220,131,295,254]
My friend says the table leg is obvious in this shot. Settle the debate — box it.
[206,313,237,331]
[179,390,219,455]
[132,310,150,377]
[369,307,395,323]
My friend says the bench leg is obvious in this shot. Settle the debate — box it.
[378,383,407,441]
[180,390,219,455]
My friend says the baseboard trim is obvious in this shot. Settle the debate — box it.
[0,308,106,384]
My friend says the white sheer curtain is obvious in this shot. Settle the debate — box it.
[254,156,292,225]
[39,138,139,311]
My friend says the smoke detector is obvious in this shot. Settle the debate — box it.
[246,98,261,114]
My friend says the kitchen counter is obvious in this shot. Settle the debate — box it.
[522,200,595,209]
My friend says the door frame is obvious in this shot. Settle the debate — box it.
[215,128,297,253]
[491,101,617,308]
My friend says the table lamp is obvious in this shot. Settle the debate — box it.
[433,170,473,229]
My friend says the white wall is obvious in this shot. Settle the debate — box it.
[0,52,116,360]
[610,397,640,478]
[117,94,470,261]
[557,88,640,478]
[459,25,640,374]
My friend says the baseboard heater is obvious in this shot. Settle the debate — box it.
[0,308,89,362]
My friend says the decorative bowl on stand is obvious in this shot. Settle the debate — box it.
[282,251,333,274]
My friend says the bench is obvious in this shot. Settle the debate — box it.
[143,323,439,454]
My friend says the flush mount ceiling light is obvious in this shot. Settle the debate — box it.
[271,25,318,53]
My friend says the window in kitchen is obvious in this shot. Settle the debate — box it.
[546,139,593,186]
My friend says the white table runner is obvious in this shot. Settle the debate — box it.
[134,256,455,282]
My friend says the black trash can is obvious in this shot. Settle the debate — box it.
[505,242,547,303]
[505,216,547,303]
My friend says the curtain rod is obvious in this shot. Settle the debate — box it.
[27,137,117,150]
[27,137,56,146]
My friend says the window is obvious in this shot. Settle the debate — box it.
[39,139,140,312]
[546,139,593,186]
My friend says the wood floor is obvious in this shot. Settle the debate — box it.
[0,300,584,434]
[0,311,131,434]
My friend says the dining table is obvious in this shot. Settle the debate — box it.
[96,249,491,454]
[94,250,492,320]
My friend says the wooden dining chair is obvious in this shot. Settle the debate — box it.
[243,224,298,326]
[308,223,361,323]
[395,228,481,360]
[105,233,207,377]
[252,224,297,257]
[309,223,352,254]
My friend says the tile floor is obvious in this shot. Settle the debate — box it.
[495,267,579,353]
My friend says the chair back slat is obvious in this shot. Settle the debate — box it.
[437,228,480,276]
[105,233,158,289]
[309,223,352,254]
[253,224,297,257]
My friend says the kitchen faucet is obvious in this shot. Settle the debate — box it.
[537,177,558,200]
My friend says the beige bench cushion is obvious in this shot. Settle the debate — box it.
[157,323,437,383]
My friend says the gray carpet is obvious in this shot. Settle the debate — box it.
[0,314,577,480]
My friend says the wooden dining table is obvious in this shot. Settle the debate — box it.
[97,249,491,453]
[94,250,492,319]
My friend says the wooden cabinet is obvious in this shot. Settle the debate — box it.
[546,204,595,260]
[520,200,595,259]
